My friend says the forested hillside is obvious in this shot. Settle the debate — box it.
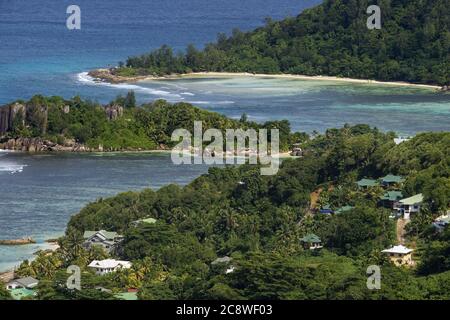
[0,94,294,152]
[117,0,450,85]
[13,126,450,299]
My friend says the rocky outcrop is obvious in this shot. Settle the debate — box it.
[0,103,25,134]
[0,237,35,245]
[0,137,96,152]
[88,68,153,84]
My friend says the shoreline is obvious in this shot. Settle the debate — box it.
[0,240,60,274]
[88,69,444,91]
[0,147,292,159]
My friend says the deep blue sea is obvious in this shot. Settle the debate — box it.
[0,0,449,271]
[0,0,319,104]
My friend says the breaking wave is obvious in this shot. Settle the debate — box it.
[76,72,183,100]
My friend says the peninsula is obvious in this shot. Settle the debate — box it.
[90,0,449,89]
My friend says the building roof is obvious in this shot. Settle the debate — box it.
[380,191,403,201]
[356,178,379,187]
[88,259,132,269]
[300,233,322,243]
[433,215,450,229]
[381,174,404,184]
[9,288,35,300]
[134,217,157,225]
[114,292,138,300]
[382,245,413,254]
[83,230,121,240]
[399,193,424,205]
[9,276,39,288]
[211,256,233,265]
[335,205,354,214]
[435,215,450,224]
[394,137,411,145]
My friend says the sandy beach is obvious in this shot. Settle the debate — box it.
[89,69,444,91]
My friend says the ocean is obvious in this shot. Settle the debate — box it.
[0,0,449,271]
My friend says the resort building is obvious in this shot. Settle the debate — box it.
[300,234,323,250]
[398,193,424,219]
[382,245,414,267]
[83,230,123,253]
[6,276,39,290]
[380,174,404,187]
[88,259,132,275]
[380,191,403,209]
[356,178,379,189]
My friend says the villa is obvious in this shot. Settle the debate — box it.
[300,233,323,250]
[398,193,424,219]
[83,230,123,253]
[356,178,379,189]
[6,276,39,290]
[382,245,414,267]
[88,259,132,275]
[380,174,404,187]
[380,190,403,209]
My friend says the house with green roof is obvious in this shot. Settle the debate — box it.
[300,233,323,250]
[83,230,124,253]
[380,174,404,187]
[398,193,424,219]
[380,191,403,209]
[356,178,379,189]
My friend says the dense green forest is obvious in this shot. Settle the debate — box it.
[115,0,450,86]
[8,125,449,300]
[0,94,294,151]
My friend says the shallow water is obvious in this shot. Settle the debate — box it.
[0,151,213,271]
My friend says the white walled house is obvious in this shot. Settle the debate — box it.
[382,245,414,267]
[6,277,39,290]
[88,259,132,275]
[398,194,424,219]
